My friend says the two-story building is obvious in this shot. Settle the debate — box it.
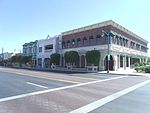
[36,35,62,68]
[62,20,149,71]
[22,41,37,66]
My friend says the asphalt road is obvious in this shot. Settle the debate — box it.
[90,82,150,113]
[0,71,73,99]
[0,67,150,113]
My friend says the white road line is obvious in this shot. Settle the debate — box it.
[0,76,126,102]
[26,82,48,89]
[69,79,150,113]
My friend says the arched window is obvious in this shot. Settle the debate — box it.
[112,35,116,44]
[77,38,81,47]
[96,34,100,45]
[83,37,87,46]
[120,37,123,46]
[71,39,75,47]
[116,36,119,45]
[122,38,126,47]
[62,41,66,49]
[89,36,94,46]
[126,39,128,47]
[67,40,71,48]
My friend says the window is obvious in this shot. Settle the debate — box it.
[141,46,147,53]
[71,39,75,47]
[45,44,53,50]
[126,40,128,47]
[117,37,119,45]
[83,37,87,46]
[96,34,100,44]
[126,56,129,67]
[112,36,116,44]
[89,36,94,46]
[39,47,42,52]
[67,40,71,48]
[136,44,140,50]
[120,55,123,67]
[62,41,65,49]
[77,38,81,47]
[120,38,123,46]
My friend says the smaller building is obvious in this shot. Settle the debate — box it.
[36,35,62,68]
[0,52,13,61]
[22,41,37,66]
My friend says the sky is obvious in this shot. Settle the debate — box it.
[0,0,150,56]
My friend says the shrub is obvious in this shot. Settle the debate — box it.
[64,51,79,66]
[86,50,101,66]
[50,53,60,65]
[145,66,150,71]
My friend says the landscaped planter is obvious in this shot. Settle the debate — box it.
[67,66,72,70]
[51,64,56,70]
[145,70,150,73]
[86,66,98,72]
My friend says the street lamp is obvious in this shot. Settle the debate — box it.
[101,30,110,74]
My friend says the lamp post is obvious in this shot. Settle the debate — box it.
[101,30,110,74]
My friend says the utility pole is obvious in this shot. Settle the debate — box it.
[101,30,110,74]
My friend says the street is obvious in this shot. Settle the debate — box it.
[0,67,150,113]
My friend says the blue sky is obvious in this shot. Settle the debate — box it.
[0,0,150,55]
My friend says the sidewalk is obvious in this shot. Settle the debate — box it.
[98,69,150,76]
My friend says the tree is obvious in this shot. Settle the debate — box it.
[10,55,32,65]
[64,51,79,66]
[21,56,32,64]
[50,53,60,65]
[86,50,101,66]
[10,55,18,63]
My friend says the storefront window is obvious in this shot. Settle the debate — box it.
[120,55,123,67]
[126,56,129,67]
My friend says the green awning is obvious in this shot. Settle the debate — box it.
[131,56,141,59]
[109,31,115,36]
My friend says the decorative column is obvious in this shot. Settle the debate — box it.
[140,58,142,63]
[79,55,81,67]
[42,58,44,68]
[118,54,120,69]
[63,55,65,67]
[123,56,125,69]
[85,55,87,67]
[114,55,118,71]
[99,53,105,71]
[128,56,131,69]
[124,55,126,69]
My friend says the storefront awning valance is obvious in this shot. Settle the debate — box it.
[109,31,129,40]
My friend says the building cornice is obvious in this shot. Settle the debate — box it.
[62,20,148,44]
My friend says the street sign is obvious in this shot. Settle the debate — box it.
[108,54,110,61]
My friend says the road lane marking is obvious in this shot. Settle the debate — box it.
[0,76,126,102]
[0,70,81,84]
[69,79,150,113]
[26,82,48,89]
